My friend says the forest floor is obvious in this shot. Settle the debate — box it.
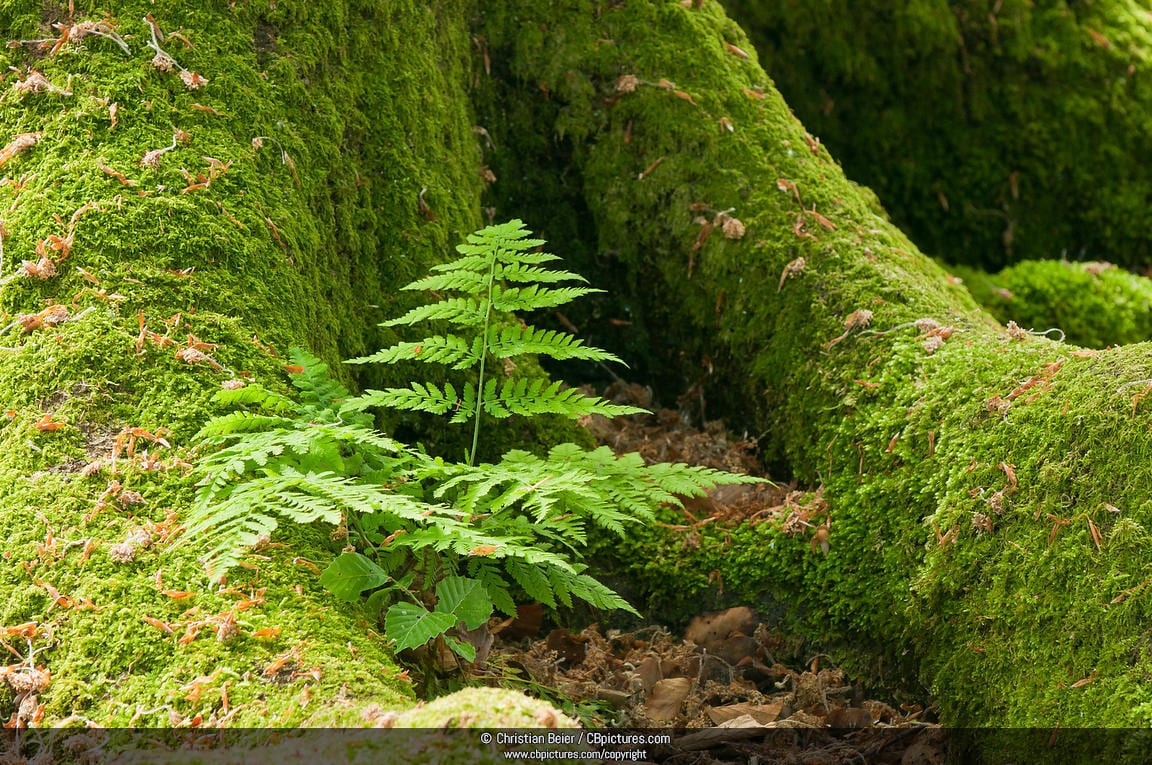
[454,383,945,764]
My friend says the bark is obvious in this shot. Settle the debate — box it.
[474,0,1152,728]
[719,0,1152,271]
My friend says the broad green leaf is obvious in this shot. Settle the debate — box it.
[443,634,477,662]
[434,575,493,629]
[364,588,394,617]
[319,552,389,602]
[385,602,456,652]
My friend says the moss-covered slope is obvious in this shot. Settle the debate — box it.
[720,0,1152,271]
[0,0,485,726]
[478,0,1152,727]
[950,259,1152,348]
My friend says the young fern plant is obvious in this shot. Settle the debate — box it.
[184,220,765,663]
[342,219,642,464]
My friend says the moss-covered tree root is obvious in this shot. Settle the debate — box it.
[721,0,1152,271]
[0,0,564,729]
[477,0,1152,727]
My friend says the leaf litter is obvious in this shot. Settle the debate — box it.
[459,382,942,763]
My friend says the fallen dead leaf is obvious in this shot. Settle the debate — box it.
[707,700,785,725]
[684,606,758,651]
[646,677,691,722]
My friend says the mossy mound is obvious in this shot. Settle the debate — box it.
[720,0,1152,272]
[475,0,1152,729]
[96,688,575,765]
[0,0,487,726]
[948,260,1152,348]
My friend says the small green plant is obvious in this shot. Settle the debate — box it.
[183,220,763,661]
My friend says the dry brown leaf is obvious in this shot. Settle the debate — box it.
[684,606,758,651]
[707,700,785,725]
[645,677,691,722]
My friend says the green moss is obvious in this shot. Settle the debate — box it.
[57,689,574,764]
[476,0,1152,729]
[950,260,1152,348]
[0,0,492,726]
[721,0,1152,271]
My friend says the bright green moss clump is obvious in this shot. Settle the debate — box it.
[721,0,1152,272]
[0,0,487,727]
[949,260,1152,348]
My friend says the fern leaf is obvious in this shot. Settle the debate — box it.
[183,487,284,574]
[382,297,488,328]
[506,559,556,607]
[483,378,646,420]
[319,424,402,454]
[403,270,488,294]
[346,336,480,370]
[449,382,478,425]
[201,511,281,577]
[194,411,295,440]
[211,384,297,412]
[490,284,601,312]
[342,382,465,417]
[428,253,492,273]
[195,431,290,481]
[468,560,517,617]
[458,219,544,253]
[493,263,586,284]
[644,461,764,498]
[287,347,352,406]
[486,325,624,364]
[562,570,639,615]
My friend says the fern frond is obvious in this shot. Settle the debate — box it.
[554,569,638,615]
[382,297,488,328]
[192,497,281,577]
[490,284,601,312]
[342,382,469,418]
[398,519,574,572]
[403,270,489,294]
[185,461,462,575]
[506,559,557,607]
[482,378,645,419]
[489,510,588,556]
[430,253,494,274]
[428,450,636,536]
[211,384,298,413]
[467,559,517,617]
[346,336,481,370]
[287,347,351,406]
[318,424,402,455]
[195,430,289,482]
[486,325,624,364]
[457,219,544,253]
[493,263,586,284]
[194,411,295,440]
[643,460,764,497]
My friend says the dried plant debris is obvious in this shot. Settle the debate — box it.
[472,386,937,762]
[476,614,938,763]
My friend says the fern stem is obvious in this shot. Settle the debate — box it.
[469,245,499,466]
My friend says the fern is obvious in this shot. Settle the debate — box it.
[184,220,767,664]
[343,218,645,465]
